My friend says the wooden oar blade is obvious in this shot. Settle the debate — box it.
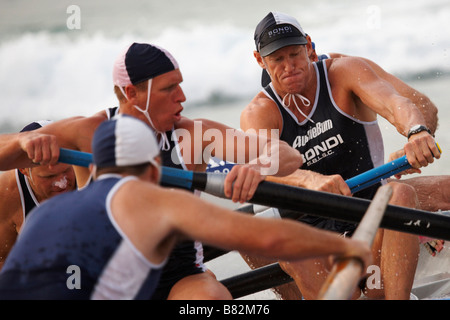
[318,185,393,300]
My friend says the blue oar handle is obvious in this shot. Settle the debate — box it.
[59,148,195,189]
[347,142,442,193]
[57,148,408,192]
[160,166,194,190]
[346,156,410,193]
[57,146,438,194]
[59,148,93,167]
[208,156,411,193]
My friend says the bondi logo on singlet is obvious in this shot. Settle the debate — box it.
[302,134,344,167]
[291,119,345,167]
[170,121,280,175]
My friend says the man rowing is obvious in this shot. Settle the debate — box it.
[260,23,448,259]
[0,115,371,300]
[240,11,441,300]
[0,42,302,300]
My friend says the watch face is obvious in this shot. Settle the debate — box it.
[408,125,430,139]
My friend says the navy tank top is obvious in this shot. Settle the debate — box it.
[106,107,205,300]
[0,175,165,299]
[263,60,384,200]
[262,60,385,233]
[15,169,39,218]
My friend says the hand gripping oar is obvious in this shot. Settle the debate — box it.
[347,143,442,193]
[58,148,450,241]
[317,185,393,300]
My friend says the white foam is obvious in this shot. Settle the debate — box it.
[1,0,449,127]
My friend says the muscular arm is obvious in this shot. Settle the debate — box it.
[115,181,371,268]
[329,53,438,134]
[195,116,302,202]
[0,131,59,170]
[0,114,107,187]
[199,117,301,176]
[329,57,440,169]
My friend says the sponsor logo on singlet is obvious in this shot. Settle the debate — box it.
[291,120,345,166]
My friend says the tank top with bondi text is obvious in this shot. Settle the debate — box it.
[262,60,385,201]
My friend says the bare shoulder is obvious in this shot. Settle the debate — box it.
[240,92,281,131]
[327,55,371,72]
[174,116,195,131]
[326,56,379,92]
[328,52,348,59]
[91,109,111,118]
[0,170,19,195]
[36,114,107,151]
[243,92,277,114]
[0,170,21,221]
[114,178,198,218]
[38,114,105,136]
[186,116,233,133]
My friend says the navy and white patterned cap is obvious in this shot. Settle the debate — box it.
[254,12,307,57]
[113,42,179,87]
[92,115,160,168]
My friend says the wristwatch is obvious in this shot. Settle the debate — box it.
[407,124,431,139]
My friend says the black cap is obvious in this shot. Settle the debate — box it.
[254,12,307,57]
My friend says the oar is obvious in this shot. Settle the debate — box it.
[57,148,431,193]
[59,148,93,167]
[347,142,441,193]
[220,263,293,299]
[165,170,450,241]
[59,148,414,192]
[58,148,202,190]
[346,156,409,193]
[207,144,442,193]
[58,148,450,241]
[317,184,393,300]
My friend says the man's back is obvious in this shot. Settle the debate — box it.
[0,175,164,300]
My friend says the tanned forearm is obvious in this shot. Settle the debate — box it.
[0,133,35,170]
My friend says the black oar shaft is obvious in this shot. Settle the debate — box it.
[193,173,450,241]
[59,149,450,240]
[220,263,293,299]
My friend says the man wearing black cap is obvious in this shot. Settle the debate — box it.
[259,35,438,135]
[0,121,77,271]
[240,11,441,300]
[259,24,448,258]
[0,115,371,300]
